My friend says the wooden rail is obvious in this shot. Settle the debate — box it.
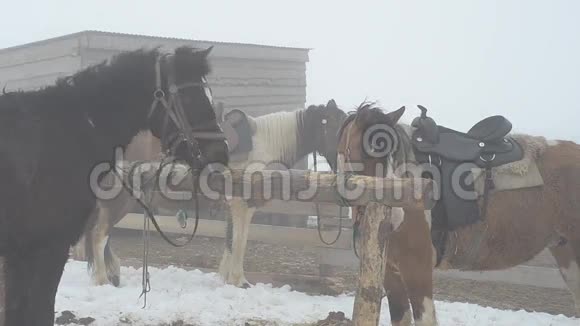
[104,163,435,211]
[115,213,353,249]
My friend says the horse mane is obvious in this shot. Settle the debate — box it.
[0,45,216,166]
[337,101,383,141]
[337,101,415,170]
[1,46,211,118]
[56,46,210,91]
[337,112,357,142]
[253,110,300,165]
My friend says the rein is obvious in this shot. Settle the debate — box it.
[313,151,344,246]
[342,120,362,258]
[312,116,349,246]
[110,158,202,308]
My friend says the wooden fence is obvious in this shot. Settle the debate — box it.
[113,197,565,290]
[108,165,565,325]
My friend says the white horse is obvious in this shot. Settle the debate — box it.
[73,101,346,287]
[218,100,347,287]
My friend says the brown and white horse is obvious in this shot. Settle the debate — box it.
[74,101,347,287]
[218,100,347,287]
[337,103,580,325]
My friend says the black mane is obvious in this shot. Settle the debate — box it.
[1,45,211,116]
[1,46,214,157]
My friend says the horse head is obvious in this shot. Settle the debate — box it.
[337,102,406,177]
[147,46,229,171]
[304,99,347,172]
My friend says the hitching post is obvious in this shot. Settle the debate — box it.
[351,203,390,326]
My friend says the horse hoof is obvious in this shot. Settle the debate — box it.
[110,275,120,287]
[241,282,252,289]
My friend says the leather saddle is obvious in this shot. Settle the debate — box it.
[411,105,521,167]
[410,105,523,231]
[221,109,257,161]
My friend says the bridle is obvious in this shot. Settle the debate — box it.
[129,52,226,247]
[341,115,410,259]
[148,53,225,169]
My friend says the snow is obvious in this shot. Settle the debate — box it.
[56,260,579,326]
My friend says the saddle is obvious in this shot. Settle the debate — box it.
[221,109,257,161]
[410,105,523,231]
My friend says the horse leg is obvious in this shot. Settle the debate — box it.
[0,256,6,326]
[402,265,437,326]
[384,266,412,326]
[29,244,69,326]
[218,200,234,282]
[70,234,87,261]
[219,198,254,287]
[550,240,580,316]
[87,207,112,286]
[104,239,121,287]
[90,234,111,286]
[5,244,69,326]
[4,252,34,325]
[398,212,438,326]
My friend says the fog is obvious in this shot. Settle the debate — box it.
[1,0,578,141]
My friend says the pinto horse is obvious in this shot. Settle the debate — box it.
[337,103,580,325]
[218,100,347,287]
[72,101,347,288]
[0,46,228,325]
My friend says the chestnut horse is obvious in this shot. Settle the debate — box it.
[337,103,580,325]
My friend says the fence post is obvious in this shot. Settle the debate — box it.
[351,203,390,326]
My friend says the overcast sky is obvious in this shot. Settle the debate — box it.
[1,0,578,141]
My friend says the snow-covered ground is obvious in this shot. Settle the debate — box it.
[56,260,579,326]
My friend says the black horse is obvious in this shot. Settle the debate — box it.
[0,46,229,325]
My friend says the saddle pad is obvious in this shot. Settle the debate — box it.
[472,133,547,194]
[472,160,544,195]
[222,109,254,159]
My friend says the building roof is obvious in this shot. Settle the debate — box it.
[0,30,311,54]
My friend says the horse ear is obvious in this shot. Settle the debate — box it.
[327,99,337,108]
[386,106,405,124]
[199,46,214,57]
